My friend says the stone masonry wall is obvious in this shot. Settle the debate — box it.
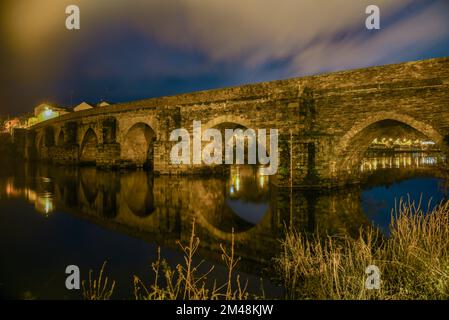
[20,57,449,187]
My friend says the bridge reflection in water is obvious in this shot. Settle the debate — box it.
[1,152,448,277]
[2,166,368,274]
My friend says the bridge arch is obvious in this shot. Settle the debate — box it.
[201,116,271,166]
[80,128,98,164]
[80,168,99,206]
[195,204,272,242]
[187,168,271,241]
[57,129,65,146]
[36,133,44,149]
[121,172,155,217]
[202,115,253,131]
[334,111,445,175]
[121,122,156,168]
[44,126,55,147]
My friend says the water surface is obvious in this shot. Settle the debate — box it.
[0,152,447,299]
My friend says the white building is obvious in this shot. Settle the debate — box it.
[97,100,111,107]
[73,102,94,112]
[34,103,70,123]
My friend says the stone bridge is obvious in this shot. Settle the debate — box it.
[13,57,449,187]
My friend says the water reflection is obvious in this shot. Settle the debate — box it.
[0,163,372,273]
[0,152,448,298]
[225,166,270,227]
[360,152,444,172]
[4,176,55,217]
[360,152,449,234]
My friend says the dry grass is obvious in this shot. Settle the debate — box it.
[275,197,449,300]
[82,219,253,300]
[133,218,251,300]
[82,261,116,300]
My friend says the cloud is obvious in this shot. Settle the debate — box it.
[1,0,448,114]
[289,1,449,75]
[0,1,417,60]
[4,1,446,70]
[140,0,414,64]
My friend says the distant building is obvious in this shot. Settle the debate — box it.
[34,103,70,123]
[3,116,29,133]
[73,102,95,112]
[73,100,111,112]
[4,118,21,132]
[97,100,111,107]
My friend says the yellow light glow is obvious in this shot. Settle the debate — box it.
[35,193,55,216]
[235,176,240,192]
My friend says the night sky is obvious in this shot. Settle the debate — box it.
[0,0,448,116]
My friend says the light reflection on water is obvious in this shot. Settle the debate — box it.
[0,152,447,299]
[4,177,55,216]
[360,152,445,172]
[3,165,271,227]
[360,152,449,235]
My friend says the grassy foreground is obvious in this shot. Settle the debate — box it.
[82,219,259,300]
[275,198,449,300]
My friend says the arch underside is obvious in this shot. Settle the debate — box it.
[80,129,98,164]
[121,123,155,168]
[209,121,270,165]
[335,117,445,176]
[57,130,65,146]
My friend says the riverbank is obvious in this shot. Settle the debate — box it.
[275,198,449,299]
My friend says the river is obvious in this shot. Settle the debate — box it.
[0,151,448,299]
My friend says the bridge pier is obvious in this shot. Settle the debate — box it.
[14,124,449,189]
[97,143,121,168]
[50,121,79,165]
[273,132,350,188]
[11,128,28,159]
[50,145,79,165]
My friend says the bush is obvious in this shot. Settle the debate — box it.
[275,198,449,300]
